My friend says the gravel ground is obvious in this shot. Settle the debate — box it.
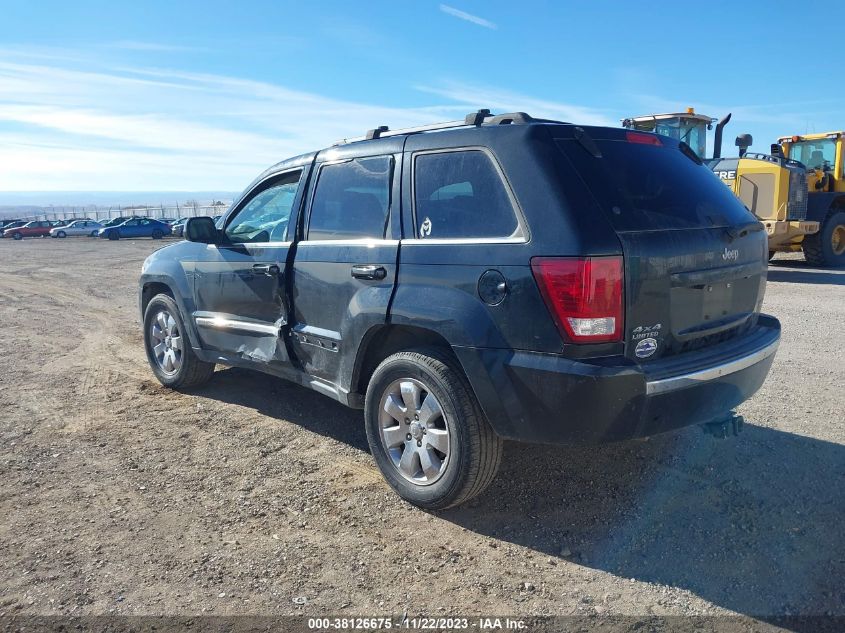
[0,238,843,625]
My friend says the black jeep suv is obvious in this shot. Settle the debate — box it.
[139,110,780,509]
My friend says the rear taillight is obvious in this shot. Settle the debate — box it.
[530,256,624,344]
[626,131,663,146]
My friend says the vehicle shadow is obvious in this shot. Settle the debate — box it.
[195,368,844,624]
[440,426,845,625]
[194,366,369,452]
[767,265,845,285]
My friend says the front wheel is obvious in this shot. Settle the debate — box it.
[364,348,502,510]
[151,229,163,239]
[804,210,845,267]
[143,294,215,389]
[57,231,67,238]
[107,231,119,241]
[90,230,98,237]
[12,232,22,240]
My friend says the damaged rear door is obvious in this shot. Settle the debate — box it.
[191,167,308,365]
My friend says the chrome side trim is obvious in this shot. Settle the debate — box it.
[401,237,526,245]
[645,338,779,395]
[297,238,399,247]
[195,316,279,336]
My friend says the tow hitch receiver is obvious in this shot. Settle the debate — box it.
[701,413,745,438]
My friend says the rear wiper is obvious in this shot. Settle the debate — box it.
[725,220,764,240]
[573,127,602,158]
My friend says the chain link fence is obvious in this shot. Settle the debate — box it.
[11,202,232,223]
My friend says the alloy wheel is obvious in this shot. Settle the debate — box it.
[378,378,451,485]
[149,309,183,375]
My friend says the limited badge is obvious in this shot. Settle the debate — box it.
[635,337,658,359]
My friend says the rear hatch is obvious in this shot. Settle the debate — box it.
[555,126,768,363]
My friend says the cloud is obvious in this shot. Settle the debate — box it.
[416,81,615,127]
[439,4,497,29]
[0,52,609,190]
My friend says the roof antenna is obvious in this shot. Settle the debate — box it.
[464,109,491,126]
[366,125,389,140]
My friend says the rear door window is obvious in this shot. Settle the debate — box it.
[307,156,392,241]
[413,150,522,240]
[557,131,757,231]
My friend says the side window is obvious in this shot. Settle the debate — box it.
[225,170,302,243]
[125,219,139,226]
[413,150,521,240]
[308,156,392,241]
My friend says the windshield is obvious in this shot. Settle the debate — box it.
[632,117,709,158]
[788,139,836,171]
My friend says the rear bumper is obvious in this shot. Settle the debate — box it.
[454,314,780,445]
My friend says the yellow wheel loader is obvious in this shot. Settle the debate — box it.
[623,109,818,261]
[778,132,845,266]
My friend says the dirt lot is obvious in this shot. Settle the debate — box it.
[0,238,843,624]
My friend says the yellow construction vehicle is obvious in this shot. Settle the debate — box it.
[622,109,818,260]
[777,132,845,266]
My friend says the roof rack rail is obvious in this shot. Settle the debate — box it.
[333,109,559,145]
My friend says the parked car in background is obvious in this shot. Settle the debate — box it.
[0,219,23,230]
[159,218,177,225]
[98,217,171,240]
[101,216,139,228]
[2,220,54,240]
[50,220,103,238]
[170,217,190,237]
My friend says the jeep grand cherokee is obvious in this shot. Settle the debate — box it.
[139,110,780,509]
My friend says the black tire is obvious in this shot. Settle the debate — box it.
[803,210,845,267]
[364,348,502,510]
[57,231,66,238]
[107,231,119,241]
[12,232,22,241]
[151,229,163,240]
[90,230,98,237]
[768,250,775,262]
[143,293,215,389]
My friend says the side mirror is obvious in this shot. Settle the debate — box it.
[185,216,220,243]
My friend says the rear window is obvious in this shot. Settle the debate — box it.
[557,136,757,231]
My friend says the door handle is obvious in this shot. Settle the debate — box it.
[351,264,387,280]
[253,263,280,276]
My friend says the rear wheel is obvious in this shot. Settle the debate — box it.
[143,294,214,389]
[364,348,502,510]
[804,210,845,267]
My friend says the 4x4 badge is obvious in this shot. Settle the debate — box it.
[419,217,432,238]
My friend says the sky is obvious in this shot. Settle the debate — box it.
[0,0,843,194]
